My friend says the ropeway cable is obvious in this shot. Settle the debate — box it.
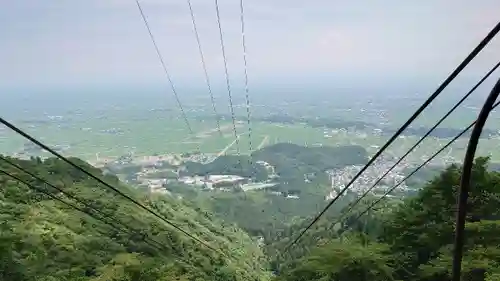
[0,167,165,253]
[239,0,254,155]
[283,21,500,251]
[0,155,169,252]
[0,166,211,266]
[329,60,500,228]
[214,0,242,157]
[451,77,500,281]
[340,97,500,232]
[0,116,222,255]
[134,0,200,154]
[186,0,223,138]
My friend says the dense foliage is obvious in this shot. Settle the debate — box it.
[272,157,500,281]
[4,154,500,281]
[402,165,443,191]
[184,155,269,181]
[174,143,367,238]
[251,143,368,179]
[183,143,368,182]
[168,181,355,240]
[0,156,269,281]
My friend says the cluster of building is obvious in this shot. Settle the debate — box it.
[142,178,169,194]
[325,157,409,200]
[92,152,287,195]
[178,174,247,190]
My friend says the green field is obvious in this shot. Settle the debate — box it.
[1,113,499,164]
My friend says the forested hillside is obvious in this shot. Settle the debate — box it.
[3,155,500,281]
[0,157,269,281]
[174,143,368,239]
[270,157,500,280]
[183,143,368,180]
[184,155,269,181]
[168,182,356,240]
[251,143,368,179]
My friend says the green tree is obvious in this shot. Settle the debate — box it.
[0,156,270,281]
[277,237,394,281]
[273,157,500,281]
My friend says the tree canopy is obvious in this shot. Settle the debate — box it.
[0,156,270,281]
[272,157,500,281]
[184,155,269,181]
[3,154,500,281]
[252,143,368,179]
[183,143,368,182]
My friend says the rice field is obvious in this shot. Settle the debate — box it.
[1,111,499,164]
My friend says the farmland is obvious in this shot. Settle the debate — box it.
[2,106,500,166]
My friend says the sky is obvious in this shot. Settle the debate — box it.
[1,0,499,92]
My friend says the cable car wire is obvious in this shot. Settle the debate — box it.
[0,167,165,252]
[239,0,253,154]
[330,60,500,228]
[0,116,222,255]
[341,98,500,232]
[0,155,170,251]
[283,21,500,251]
[186,0,223,138]
[134,0,197,147]
[451,77,500,281]
[214,0,241,156]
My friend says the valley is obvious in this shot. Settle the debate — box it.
[2,0,500,279]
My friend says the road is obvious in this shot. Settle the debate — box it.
[256,135,269,150]
[216,133,245,158]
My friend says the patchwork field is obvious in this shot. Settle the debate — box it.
[2,109,500,166]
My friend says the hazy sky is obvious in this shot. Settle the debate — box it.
[1,0,499,90]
